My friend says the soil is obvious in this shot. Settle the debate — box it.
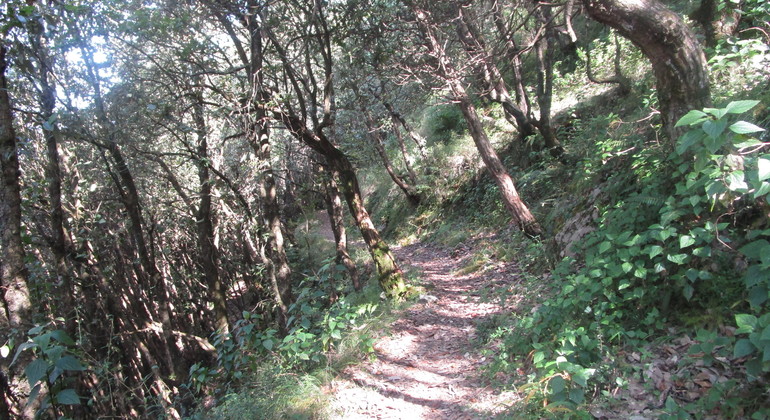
[327,239,524,419]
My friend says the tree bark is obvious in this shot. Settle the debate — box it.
[0,46,32,333]
[277,113,409,298]
[192,94,229,334]
[360,104,421,206]
[321,166,360,291]
[454,3,537,140]
[248,1,293,330]
[582,0,711,143]
[412,6,543,237]
[28,20,76,332]
[0,44,33,420]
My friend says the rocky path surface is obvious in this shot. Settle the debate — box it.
[328,241,522,419]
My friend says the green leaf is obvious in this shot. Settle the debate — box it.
[647,245,663,258]
[740,240,770,260]
[748,285,768,308]
[262,339,274,351]
[676,110,708,127]
[725,100,760,114]
[736,314,758,331]
[727,171,748,192]
[55,389,81,405]
[734,138,762,149]
[598,241,611,254]
[676,130,706,155]
[755,182,770,199]
[55,355,85,371]
[25,359,48,387]
[619,262,632,274]
[758,158,770,182]
[760,325,770,342]
[50,330,75,347]
[679,235,696,248]
[683,285,694,301]
[729,121,765,134]
[667,254,689,264]
[549,375,566,394]
[734,338,755,358]
[704,107,728,119]
[26,384,41,407]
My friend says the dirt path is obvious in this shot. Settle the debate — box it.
[328,241,521,419]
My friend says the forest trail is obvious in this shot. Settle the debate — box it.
[327,239,523,419]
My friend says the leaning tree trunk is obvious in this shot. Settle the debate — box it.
[582,0,711,143]
[412,6,543,238]
[277,112,409,298]
[361,106,421,206]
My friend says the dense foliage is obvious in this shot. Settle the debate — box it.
[0,0,768,418]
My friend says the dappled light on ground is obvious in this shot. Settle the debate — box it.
[329,242,520,419]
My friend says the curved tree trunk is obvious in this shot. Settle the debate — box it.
[277,112,409,298]
[454,4,537,140]
[362,107,421,206]
[582,0,711,143]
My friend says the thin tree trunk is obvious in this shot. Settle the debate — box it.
[376,94,429,161]
[192,94,229,334]
[276,112,409,298]
[248,2,293,330]
[582,0,711,143]
[360,104,421,206]
[412,6,543,237]
[455,4,537,140]
[28,21,76,332]
[390,116,419,186]
[322,166,360,291]
[533,4,563,156]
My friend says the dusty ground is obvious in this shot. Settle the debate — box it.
[327,240,522,419]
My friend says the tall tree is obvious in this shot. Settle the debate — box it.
[0,43,33,420]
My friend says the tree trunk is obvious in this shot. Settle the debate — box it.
[249,4,293,330]
[390,116,419,186]
[322,166,360,291]
[455,4,537,140]
[277,112,409,298]
[332,153,408,297]
[0,44,33,420]
[533,4,563,156]
[28,21,76,332]
[412,6,543,237]
[192,94,229,334]
[0,46,32,333]
[582,0,711,143]
[456,88,543,237]
[361,106,421,206]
